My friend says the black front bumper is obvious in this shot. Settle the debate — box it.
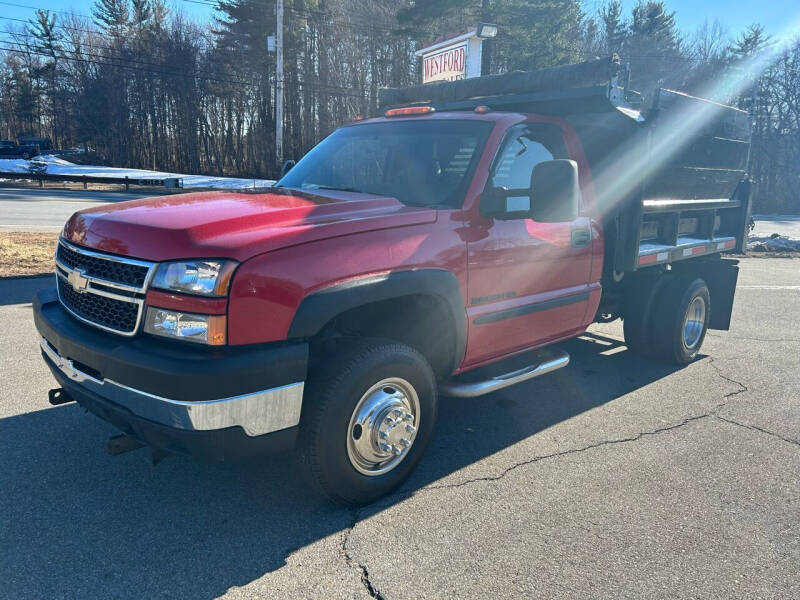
[34,288,309,462]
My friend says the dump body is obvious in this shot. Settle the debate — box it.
[380,56,752,275]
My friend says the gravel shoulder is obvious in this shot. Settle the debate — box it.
[0,232,58,277]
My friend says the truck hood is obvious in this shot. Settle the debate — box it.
[62,188,437,262]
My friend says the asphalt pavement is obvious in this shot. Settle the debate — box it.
[0,187,155,230]
[0,260,798,599]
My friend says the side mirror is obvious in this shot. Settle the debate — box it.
[480,187,535,220]
[529,159,580,223]
[281,159,296,178]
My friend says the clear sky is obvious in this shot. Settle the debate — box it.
[611,0,800,40]
[1,0,799,42]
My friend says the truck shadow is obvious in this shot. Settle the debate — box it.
[0,332,689,598]
[0,275,53,307]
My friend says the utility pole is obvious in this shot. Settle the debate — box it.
[276,0,284,171]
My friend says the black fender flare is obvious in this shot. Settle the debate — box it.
[288,269,467,370]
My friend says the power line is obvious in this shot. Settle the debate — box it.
[0,35,238,82]
[0,0,405,36]
[0,31,180,60]
[0,1,90,20]
[0,42,370,98]
[0,28,375,96]
[173,0,217,6]
[0,15,107,37]
[0,42,233,82]
[288,7,405,35]
[0,4,406,40]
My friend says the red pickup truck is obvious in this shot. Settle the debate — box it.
[34,58,750,505]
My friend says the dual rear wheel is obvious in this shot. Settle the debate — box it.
[624,274,711,364]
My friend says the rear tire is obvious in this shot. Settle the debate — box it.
[300,339,437,506]
[622,272,667,356]
[650,276,710,364]
[623,303,651,355]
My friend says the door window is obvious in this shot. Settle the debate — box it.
[489,124,567,190]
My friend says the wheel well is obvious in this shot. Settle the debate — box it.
[310,294,459,378]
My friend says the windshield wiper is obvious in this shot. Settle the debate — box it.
[314,185,365,193]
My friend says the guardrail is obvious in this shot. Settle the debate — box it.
[0,171,183,191]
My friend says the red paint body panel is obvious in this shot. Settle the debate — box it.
[60,111,608,373]
[228,215,468,346]
[458,114,599,366]
[62,190,436,262]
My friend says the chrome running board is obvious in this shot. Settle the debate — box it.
[439,349,570,398]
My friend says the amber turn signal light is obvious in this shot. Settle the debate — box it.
[384,106,436,117]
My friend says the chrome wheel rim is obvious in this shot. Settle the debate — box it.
[682,296,706,350]
[346,377,420,476]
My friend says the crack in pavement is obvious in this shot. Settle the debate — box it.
[707,360,799,447]
[715,415,800,448]
[339,508,387,600]
[707,356,749,409]
[425,414,714,491]
[336,414,723,597]
[423,356,753,492]
[331,356,777,597]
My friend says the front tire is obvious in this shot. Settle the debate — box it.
[300,340,437,506]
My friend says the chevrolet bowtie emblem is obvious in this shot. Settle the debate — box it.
[68,268,89,293]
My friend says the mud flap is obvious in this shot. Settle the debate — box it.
[676,258,739,330]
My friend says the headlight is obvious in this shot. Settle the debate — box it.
[144,308,226,345]
[151,260,237,297]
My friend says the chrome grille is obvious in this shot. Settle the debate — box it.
[57,278,139,332]
[55,239,155,336]
[57,242,149,288]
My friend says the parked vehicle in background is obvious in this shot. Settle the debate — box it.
[18,136,51,155]
[0,140,30,159]
[33,57,751,505]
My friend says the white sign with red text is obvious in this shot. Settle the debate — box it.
[423,43,467,83]
[416,31,484,84]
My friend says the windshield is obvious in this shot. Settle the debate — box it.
[276,119,493,207]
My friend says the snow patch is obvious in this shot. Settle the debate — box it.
[747,235,800,252]
[0,155,275,190]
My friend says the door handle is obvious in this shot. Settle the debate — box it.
[571,228,591,248]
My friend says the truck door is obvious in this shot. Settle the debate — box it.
[463,122,594,367]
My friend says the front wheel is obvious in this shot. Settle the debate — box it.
[300,340,438,506]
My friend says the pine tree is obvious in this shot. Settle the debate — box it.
[29,10,62,58]
[92,0,130,37]
[730,24,770,60]
[599,0,624,55]
[629,1,679,51]
[28,10,64,145]
[131,0,152,29]
[625,1,683,90]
